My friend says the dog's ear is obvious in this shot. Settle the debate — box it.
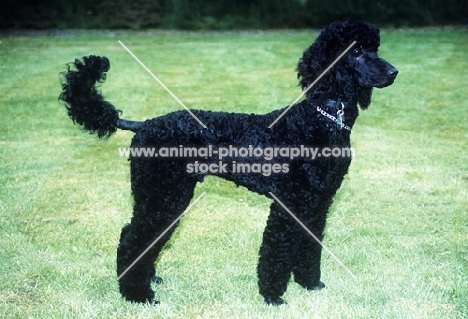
[297,45,333,92]
[297,46,316,90]
[358,87,372,109]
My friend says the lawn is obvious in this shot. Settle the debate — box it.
[0,28,467,318]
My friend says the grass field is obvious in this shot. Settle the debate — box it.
[0,28,467,318]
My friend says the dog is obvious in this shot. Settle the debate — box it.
[59,20,397,305]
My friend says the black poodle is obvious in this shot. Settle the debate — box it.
[59,20,397,305]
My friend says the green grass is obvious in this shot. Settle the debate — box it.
[1,28,467,318]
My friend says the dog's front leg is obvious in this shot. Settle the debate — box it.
[257,203,300,305]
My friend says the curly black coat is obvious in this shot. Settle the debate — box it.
[59,20,397,305]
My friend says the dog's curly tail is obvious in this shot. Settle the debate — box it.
[59,55,142,139]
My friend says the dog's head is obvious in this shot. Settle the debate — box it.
[297,20,397,109]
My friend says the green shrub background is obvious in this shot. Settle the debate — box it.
[1,0,467,30]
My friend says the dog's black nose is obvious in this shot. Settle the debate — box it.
[387,68,398,79]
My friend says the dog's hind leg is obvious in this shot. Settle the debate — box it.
[117,158,197,303]
[257,202,301,305]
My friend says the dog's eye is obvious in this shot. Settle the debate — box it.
[353,46,363,54]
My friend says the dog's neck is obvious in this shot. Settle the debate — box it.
[308,76,370,129]
[306,94,360,130]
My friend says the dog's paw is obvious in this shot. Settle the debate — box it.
[151,276,164,284]
[136,299,160,305]
[264,297,286,306]
[307,281,325,291]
